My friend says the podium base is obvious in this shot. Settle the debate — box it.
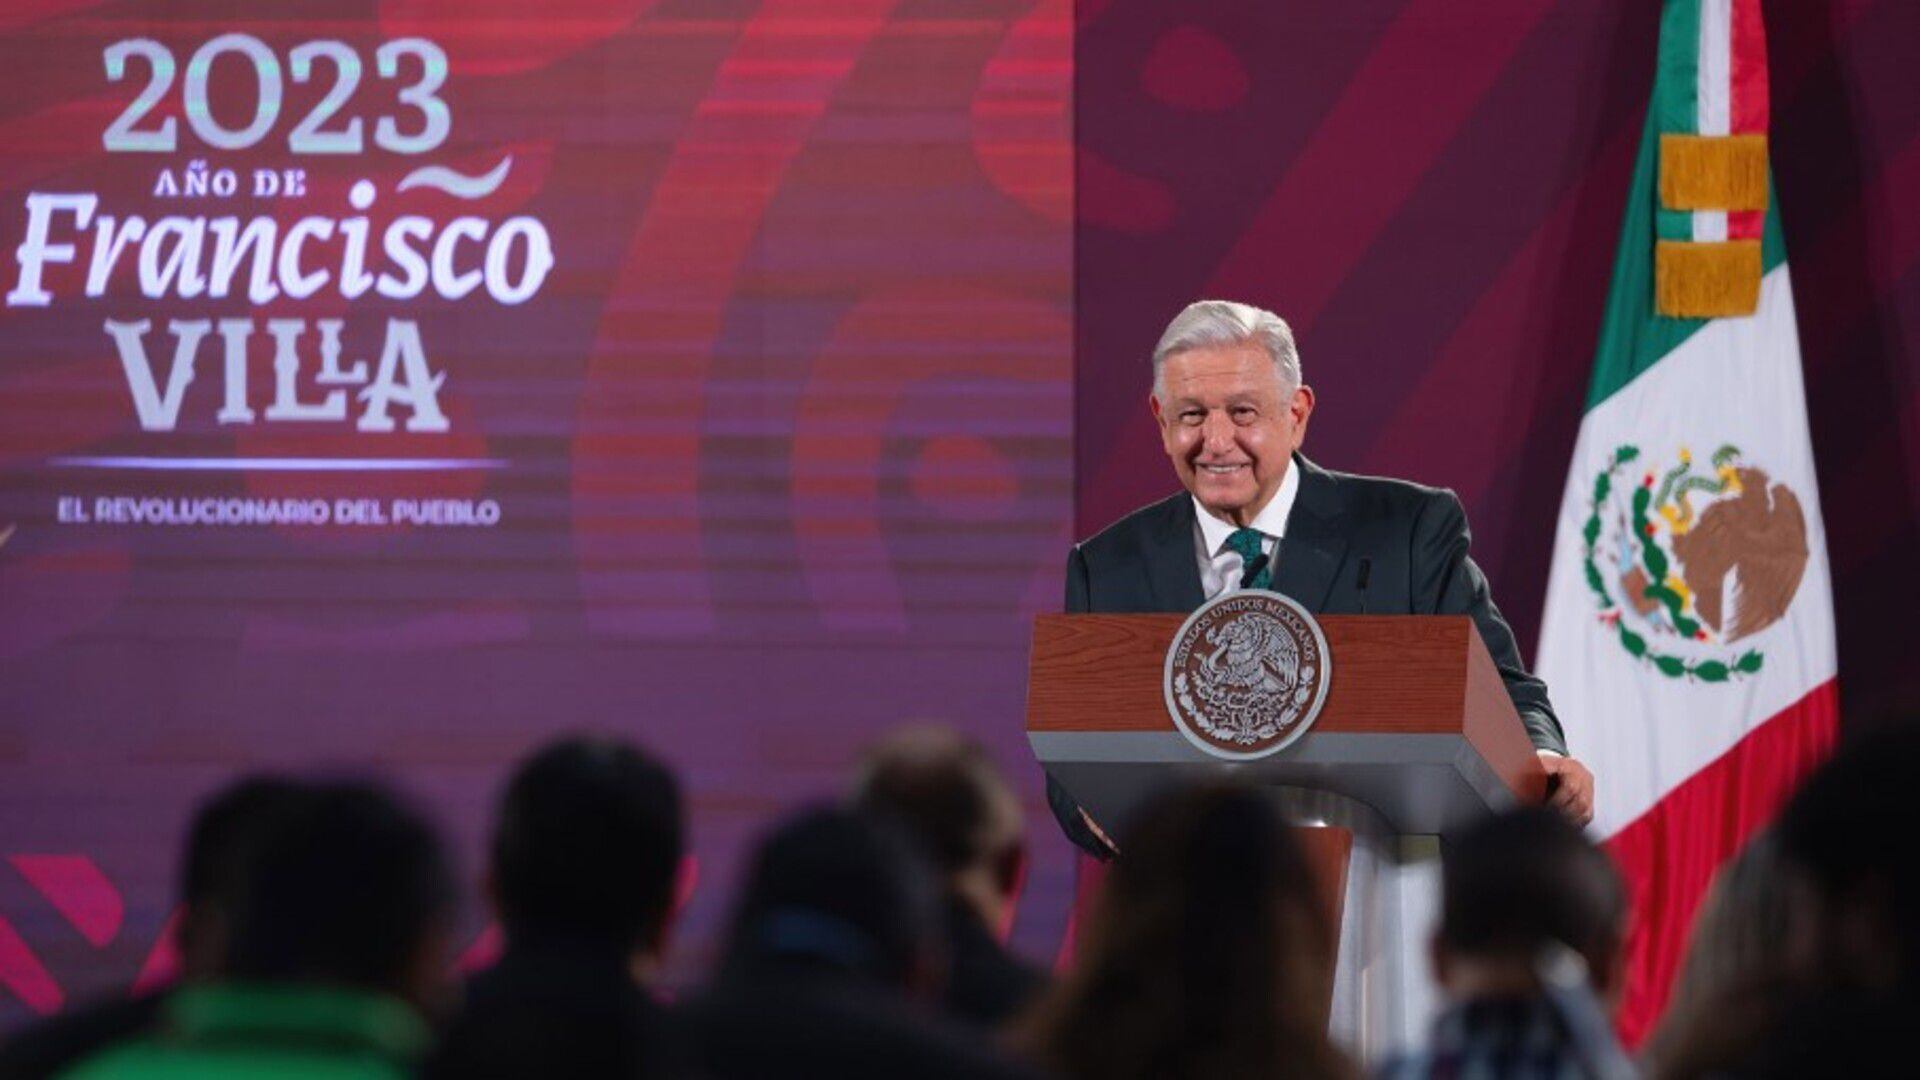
[1270,786,1441,1066]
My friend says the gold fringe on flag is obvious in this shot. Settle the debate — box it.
[1656,240,1762,317]
[1660,134,1769,211]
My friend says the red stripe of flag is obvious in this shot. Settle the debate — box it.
[1728,0,1769,239]
[1604,679,1839,1048]
[1730,0,1769,133]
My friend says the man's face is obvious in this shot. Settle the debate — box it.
[1151,343,1314,526]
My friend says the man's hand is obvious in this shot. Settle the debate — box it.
[1078,807,1120,858]
[1539,751,1594,826]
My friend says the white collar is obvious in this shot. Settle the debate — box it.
[1193,459,1300,556]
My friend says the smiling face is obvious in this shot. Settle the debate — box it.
[1151,343,1314,527]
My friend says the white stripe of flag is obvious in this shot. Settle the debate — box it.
[1692,0,1733,242]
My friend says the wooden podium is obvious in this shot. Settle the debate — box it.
[1027,613,1547,1061]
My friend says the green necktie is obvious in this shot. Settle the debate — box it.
[1225,527,1271,590]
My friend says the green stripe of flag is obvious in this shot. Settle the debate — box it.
[1655,0,1700,245]
[1655,0,1700,136]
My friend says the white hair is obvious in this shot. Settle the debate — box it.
[1151,300,1302,400]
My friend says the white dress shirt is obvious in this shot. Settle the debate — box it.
[1191,463,1300,600]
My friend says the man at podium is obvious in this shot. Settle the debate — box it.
[1048,300,1595,858]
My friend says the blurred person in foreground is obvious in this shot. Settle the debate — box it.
[0,776,304,1080]
[1380,806,1631,1080]
[1641,832,1797,1079]
[424,736,685,1079]
[681,806,1043,1080]
[64,781,454,1080]
[1015,782,1354,1080]
[849,725,1047,1028]
[1651,721,1920,1079]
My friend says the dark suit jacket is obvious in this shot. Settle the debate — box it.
[1049,455,1566,856]
[680,960,1045,1080]
[941,897,1046,1030]
[423,937,675,1080]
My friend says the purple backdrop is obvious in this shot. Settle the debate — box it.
[0,0,1073,1025]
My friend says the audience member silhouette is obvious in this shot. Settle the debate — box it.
[424,736,686,1079]
[1642,832,1797,1079]
[63,781,454,1079]
[0,775,305,1080]
[1016,782,1354,1080]
[1773,722,1919,989]
[681,806,1042,1080]
[35,720,1919,1080]
[849,726,1047,1029]
[1381,806,1630,1080]
[1661,722,1920,1080]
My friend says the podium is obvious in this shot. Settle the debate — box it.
[1027,613,1546,1061]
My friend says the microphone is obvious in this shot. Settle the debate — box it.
[1356,557,1373,614]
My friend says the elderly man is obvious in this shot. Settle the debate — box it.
[1050,300,1594,858]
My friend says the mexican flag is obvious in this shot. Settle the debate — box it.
[1534,0,1838,1045]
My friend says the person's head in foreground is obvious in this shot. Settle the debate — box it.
[490,735,685,977]
[1017,782,1353,1080]
[1770,720,1920,993]
[1643,831,1800,1078]
[719,805,944,994]
[850,725,1026,938]
[849,724,1043,1029]
[65,780,454,1080]
[1150,299,1315,528]
[424,738,685,1080]
[1383,806,1630,1080]
[0,775,308,1080]
[173,774,311,981]
[221,780,455,1006]
[690,807,1042,1080]
[1648,721,1920,1080]
[1432,806,1627,1005]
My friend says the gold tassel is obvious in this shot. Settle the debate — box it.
[1656,240,1762,317]
[1660,134,1769,211]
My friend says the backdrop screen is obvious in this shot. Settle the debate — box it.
[0,0,1071,1022]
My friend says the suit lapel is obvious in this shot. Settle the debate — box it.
[1145,494,1207,612]
[1270,456,1349,612]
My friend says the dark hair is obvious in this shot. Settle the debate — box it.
[222,781,452,993]
[180,775,306,905]
[1644,832,1801,1080]
[1438,806,1626,978]
[175,775,308,975]
[491,737,684,950]
[1647,722,1920,1079]
[1018,782,1352,1080]
[1772,720,1920,988]
[849,726,1020,875]
[721,806,941,988]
